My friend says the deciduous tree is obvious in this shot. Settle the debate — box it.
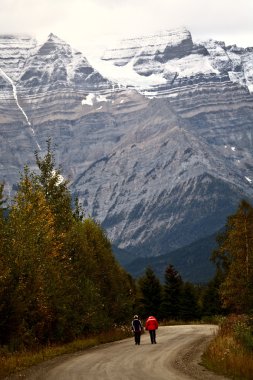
[212,200,253,313]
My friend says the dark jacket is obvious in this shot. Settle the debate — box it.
[132,318,142,332]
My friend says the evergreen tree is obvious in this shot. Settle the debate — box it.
[34,139,73,234]
[160,264,183,320]
[137,267,162,318]
[180,282,200,321]
[73,196,84,222]
[201,270,224,316]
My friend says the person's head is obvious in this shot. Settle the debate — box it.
[134,315,138,319]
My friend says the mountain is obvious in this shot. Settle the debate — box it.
[0,33,113,194]
[100,27,253,96]
[1,29,253,282]
[122,231,220,283]
[73,97,252,257]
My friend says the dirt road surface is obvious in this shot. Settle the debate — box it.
[16,325,229,380]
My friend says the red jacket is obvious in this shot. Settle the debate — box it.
[145,316,158,330]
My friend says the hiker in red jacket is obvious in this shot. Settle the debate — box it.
[145,315,158,344]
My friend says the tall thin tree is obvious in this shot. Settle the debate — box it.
[160,264,183,320]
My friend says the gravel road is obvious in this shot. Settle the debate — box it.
[12,325,229,380]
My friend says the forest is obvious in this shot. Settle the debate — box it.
[0,142,135,349]
[0,141,253,358]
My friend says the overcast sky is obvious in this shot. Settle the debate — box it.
[0,0,252,57]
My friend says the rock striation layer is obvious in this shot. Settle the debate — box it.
[73,97,253,258]
[101,27,253,96]
[0,33,113,193]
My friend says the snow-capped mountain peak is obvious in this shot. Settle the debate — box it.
[92,28,253,96]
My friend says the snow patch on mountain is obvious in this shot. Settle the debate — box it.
[243,57,253,93]
[52,170,64,185]
[164,54,219,78]
[81,93,109,106]
[88,56,167,88]
[92,29,253,96]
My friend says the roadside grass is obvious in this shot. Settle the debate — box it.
[160,317,219,326]
[202,314,253,380]
[0,327,131,379]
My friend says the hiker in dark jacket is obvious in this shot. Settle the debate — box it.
[131,315,142,345]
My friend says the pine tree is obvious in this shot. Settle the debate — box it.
[160,264,183,320]
[137,267,162,318]
[201,270,224,316]
[34,139,73,235]
[180,282,200,321]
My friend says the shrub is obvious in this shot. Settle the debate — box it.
[203,314,253,379]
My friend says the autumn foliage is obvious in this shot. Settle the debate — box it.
[212,200,253,314]
[0,143,134,350]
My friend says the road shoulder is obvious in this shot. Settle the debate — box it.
[173,335,229,380]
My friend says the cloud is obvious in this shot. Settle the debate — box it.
[0,0,252,54]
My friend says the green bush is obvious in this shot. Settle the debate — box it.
[233,316,253,352]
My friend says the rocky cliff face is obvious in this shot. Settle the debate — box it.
[0,33,113,194]
[1,30,253,281]
[102,28,194,76]
[73,97,253,257]
[100,27,253,96]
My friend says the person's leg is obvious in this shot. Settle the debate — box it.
[134,332,138,344]
[152,330,156,343]
[153,330,156,343]
[137,332,141,344]
[150,330,155,343]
